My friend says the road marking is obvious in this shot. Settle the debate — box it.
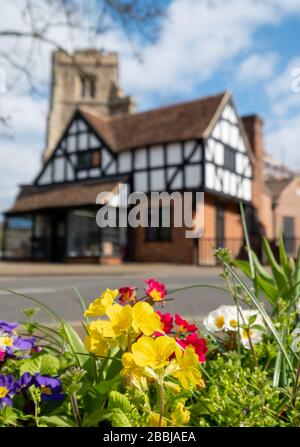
[0,287,56,295]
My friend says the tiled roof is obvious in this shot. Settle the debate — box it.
[79,91,227,151]
[6,180,123,214]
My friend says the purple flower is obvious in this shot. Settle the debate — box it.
[17,372,33,392]
[0,374,16,409]
[0,332,36,360]
[0,321,18,335]
[13,336,36,352]
[33,374,65,401]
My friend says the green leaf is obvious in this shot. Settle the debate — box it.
[222,260,294,376]
[255,273,278,305]
[62,321,88,368]
[262,238,287,292]
[82,409,112,427]
[251,250,273,283]
[39,415,77,427]
[279,232,290,278]
[108,391,139,427]
[110,409,133,427]
[234,259,252,278]
[93,377,122,395]
[292,245,300,301]
[20,353,60,376]
[273,328,286,388]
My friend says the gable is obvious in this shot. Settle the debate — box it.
[35,112,117,186]
[204,99,253,202]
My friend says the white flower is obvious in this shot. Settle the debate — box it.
[239,327,264,349]
[204,305,266,341]
[291,328,300,353]
[223,305,240,332]
[203,305,229,332]
[296,299,300,315]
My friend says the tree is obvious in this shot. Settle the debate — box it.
[0,0,166,134]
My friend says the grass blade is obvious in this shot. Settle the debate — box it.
[222,261,294,375]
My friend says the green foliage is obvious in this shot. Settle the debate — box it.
[108,391,140,427]
[19,354,60,376]
[191,353,290,427]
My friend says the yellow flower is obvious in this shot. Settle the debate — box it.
[89,304,132,338]
[148,412,167,427]
[171,402,190,425]
[131,335,176,369]
[172,346,203,390]
[84,288,119,317]
[0,336,13,347]
[132,302,162,336]
[84,335,109,357]
[0,386,9,399]
[106,304,132,335]
[121,352,142,377]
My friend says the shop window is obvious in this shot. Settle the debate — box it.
[66,209,100,257]
[4,216,33,259]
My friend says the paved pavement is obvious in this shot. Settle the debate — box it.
[0,262,234,323]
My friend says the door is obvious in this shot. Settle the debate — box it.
[50,214,66,262]
[216,207,225,249]
[283,216,295,255]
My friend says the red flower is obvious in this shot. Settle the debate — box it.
[0,350,5,362]
[145,278,166,302]
[177,333,208,363]
[119,286,137,304]
[157,311,174,334]
[175,314,197,333]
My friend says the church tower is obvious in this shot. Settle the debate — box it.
[44,49,136,161]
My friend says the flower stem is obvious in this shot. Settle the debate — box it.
[158,379,164,427]
[292,355,300,407]
[71,393,81,427]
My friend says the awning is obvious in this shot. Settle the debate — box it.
[6,180,125,214]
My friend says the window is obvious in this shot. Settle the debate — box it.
[77,150,101,170]
[146,207,172,242]
[66,210,100,257]
[224,147,236,171]
[4,216,33,259]
[80,75,96,98]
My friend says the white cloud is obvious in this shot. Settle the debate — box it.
[119,0,300,98]
[237,53,278,83]
[0,140,41,213]
[264,57,300,168]
[267,57,300,115]
[266,114,300,170]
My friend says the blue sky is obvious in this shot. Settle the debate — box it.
[1,0,300,217]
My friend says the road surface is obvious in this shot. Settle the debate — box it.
[0,270,233,323]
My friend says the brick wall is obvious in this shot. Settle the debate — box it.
[198,194,244,265]
[242,114,273,234]
[132,225,196,264]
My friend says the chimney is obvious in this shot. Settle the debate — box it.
[241,114,265,220]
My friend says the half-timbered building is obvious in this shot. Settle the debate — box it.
[3,90,265,265]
